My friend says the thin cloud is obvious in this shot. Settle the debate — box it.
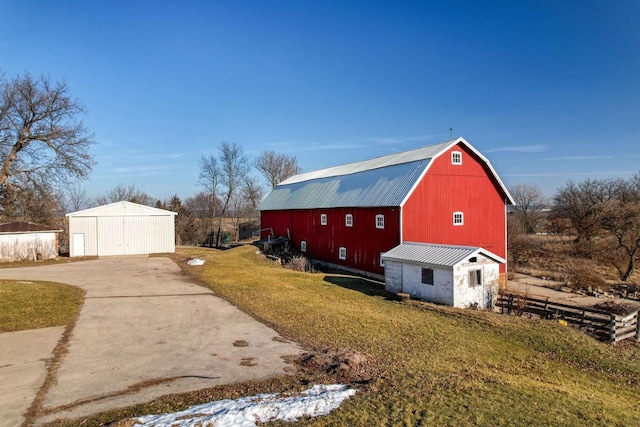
[543,155,614,161]
[485,144,547,153]
[504,170,637,178]
[114,165,172,173]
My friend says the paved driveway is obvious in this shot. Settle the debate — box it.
[0,257,302,426]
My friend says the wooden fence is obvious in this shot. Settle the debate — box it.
[496,294,640,344]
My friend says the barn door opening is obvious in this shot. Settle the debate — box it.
[72,233,85,257]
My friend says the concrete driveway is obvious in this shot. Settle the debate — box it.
[0,256,302,426]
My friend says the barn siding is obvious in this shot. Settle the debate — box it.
[261,207,401,275]
[402,143,507,274]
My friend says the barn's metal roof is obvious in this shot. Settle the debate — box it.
[259,158,430,210]
[382,242,505,267]
[259,137,514,211]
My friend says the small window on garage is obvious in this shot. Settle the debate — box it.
[452,151,462,165]
[469,269,482,288]
[345,214,353,227]
[301,241,307,252]
[380,252,385,267]
[339,246,347,260]
[376,214,385,229]
[453,211,464,226]
[320,213,327,226]
[422,268,434,285]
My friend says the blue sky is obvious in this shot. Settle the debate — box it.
[1,1,638,201]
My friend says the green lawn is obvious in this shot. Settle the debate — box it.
[0,280,85,332]
[57,245,640,426]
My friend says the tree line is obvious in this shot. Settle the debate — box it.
[509,174,640,281]
[0,71,300,246]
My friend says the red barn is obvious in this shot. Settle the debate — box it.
[258,137,514,282]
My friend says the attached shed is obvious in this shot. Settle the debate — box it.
[66,201,177,257]
[382,242,505,309]
[0,222,62,261]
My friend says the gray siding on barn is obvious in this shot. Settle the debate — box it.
[67,201,176,257]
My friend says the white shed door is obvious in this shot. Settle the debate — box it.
[72,233,85,257]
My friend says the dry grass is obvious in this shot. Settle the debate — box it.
[0,280,85,332]
[51,245,640,426]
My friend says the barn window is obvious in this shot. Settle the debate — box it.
[339,247,347,260]
[469,269,482,288]
[301,241,307,252]
[375,214,385,229]
[421,268,434,285]
[451,151,462,165]
[320,214,327,226]
[453,211,464,226]
[345,214,353,227]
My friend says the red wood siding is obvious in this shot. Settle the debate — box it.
[261,207,400,276]
[402,143,507,272]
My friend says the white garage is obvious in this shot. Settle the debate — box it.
[67,201,177,257]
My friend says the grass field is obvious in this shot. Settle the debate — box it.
[169,245,640,426]
[54,245,640,426]
[0,280,84,332]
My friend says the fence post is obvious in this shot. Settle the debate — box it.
[635,311,640,342]
[609,315,616,344]
[508,295,513,315]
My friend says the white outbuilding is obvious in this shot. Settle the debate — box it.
[0,222,62,261]
[66,201,177,257]
[382,242,504,309]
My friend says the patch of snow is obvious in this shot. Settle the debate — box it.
[132,384,356,427]
[187,258,205,266]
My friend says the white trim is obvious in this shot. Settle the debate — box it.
[453,211,464,226]
[320,213,327,226]
[451,151,462,165]
[345,214,353,227]
[375,214,385,229]
[339,246,347,260]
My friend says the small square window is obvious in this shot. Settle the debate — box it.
[339,247,347,260]
[469,269,482,288]
[422,268,434,285]
[453,211,464,226]
[345,214,353,227]
[301,241,307,252]
[380,252,385,267]
[452,151,462,165]
[375,214,385,229]
[320,214,327,226]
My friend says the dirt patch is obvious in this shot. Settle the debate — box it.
[240,358,257,367]
[297,348,371,382]
[233,340,249,347]
[272,336,289,343]
[591,300,638,316]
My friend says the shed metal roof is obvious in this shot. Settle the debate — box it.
[0,222,62,234]
[382,242,505,268]
[259,137,514,211]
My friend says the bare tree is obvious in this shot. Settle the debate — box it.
[0,176,63,225]
[598,200,640,281]
[95,184,155,206]
[61,184,92,213]
[229,176,264,241]
[0,73,94,191]
[510,184,548,234]
[552,179,613,243]
[254,150,301,188]
[198,155,220,247]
